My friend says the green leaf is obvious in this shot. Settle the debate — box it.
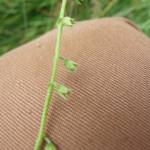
[54,83,71,100]
[64,59,77,72]
[45,143,57,150]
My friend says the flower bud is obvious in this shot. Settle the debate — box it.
[54,82,72,100]
[64,59,77,72]
[45,142,57,150]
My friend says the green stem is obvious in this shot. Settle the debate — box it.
[34,0,67,149]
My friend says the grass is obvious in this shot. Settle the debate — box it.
[0,0,150,56]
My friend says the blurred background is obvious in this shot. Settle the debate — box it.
[0,0,150,56]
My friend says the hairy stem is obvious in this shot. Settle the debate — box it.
[34,0,67,149]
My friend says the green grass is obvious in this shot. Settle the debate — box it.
[0,0,150,56]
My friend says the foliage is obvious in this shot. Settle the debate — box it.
[0,0,150,55]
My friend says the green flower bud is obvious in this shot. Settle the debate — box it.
[62,17,75,26]
[53,82,72,100]
[64,59,77,72]
[45,142,57,150]
[57,17,75,27]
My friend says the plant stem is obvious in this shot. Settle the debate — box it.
[34,0,67,149]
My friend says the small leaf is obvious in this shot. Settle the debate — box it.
[45,142,57,150]
[64,59,77,72]
[54,83,71,100]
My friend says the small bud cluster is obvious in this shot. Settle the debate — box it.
[54,82,72,100]
[57,17,75,27]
